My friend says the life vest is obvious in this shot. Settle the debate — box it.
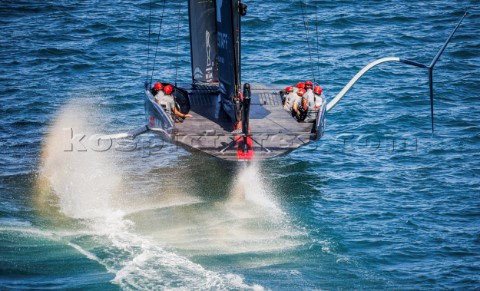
[296,98,308,122]
[302,98,308,111]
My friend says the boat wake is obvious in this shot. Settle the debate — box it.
[36,100,305,289]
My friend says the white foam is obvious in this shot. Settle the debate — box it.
[38,99,265,290]
[136,162,307,259]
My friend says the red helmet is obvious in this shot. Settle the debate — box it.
[297,88,306,96]
[305,80,313,89]
[164,85,173,95]
[154,82,163,91]
[296,82,305,89]
[285,86,293,93]
[314,85,322,95]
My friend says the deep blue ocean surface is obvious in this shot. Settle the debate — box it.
[1,0,479,289]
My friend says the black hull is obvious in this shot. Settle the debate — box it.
[144,84,326,161]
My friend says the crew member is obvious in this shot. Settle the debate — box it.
[302,85,326,123]
[159,85,192,122]
[152,82,164,103]
[283,86,296,111]
[304,80,315,107]
[313,85,325,108]
[292,88,307,121]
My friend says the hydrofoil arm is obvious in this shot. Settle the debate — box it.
[326,57,403,112]
[326,12,467,133]
[99,125,149,140]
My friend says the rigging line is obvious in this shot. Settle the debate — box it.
[150,0,167,85]
[300,1,315,83]
[146,0,152,82]
[174,0,182,87]
[314,5,321,84]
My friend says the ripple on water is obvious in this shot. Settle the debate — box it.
[0,0,479,289]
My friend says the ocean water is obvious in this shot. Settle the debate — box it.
[1,0,479,289]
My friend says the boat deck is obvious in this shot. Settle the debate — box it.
[172,84,317,161]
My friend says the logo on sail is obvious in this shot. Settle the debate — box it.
[206,30,213,82]
[194,67,204,79]
[206,31,211,66]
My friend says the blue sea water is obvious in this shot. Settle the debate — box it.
[1,0,480,289]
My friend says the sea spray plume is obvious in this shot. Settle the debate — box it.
[228,162,281,213]
[39,100,122,219]
[36,99,266,289]
[126,160,306,260]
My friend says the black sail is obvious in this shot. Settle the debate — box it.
[188,0,218,84]
[216,0,241,121]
